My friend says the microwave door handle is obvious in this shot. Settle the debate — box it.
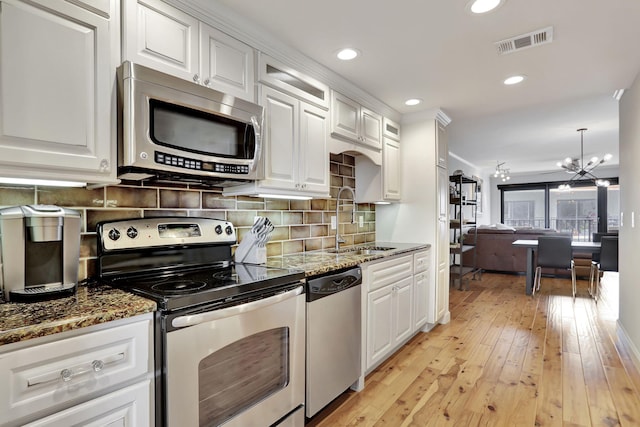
[250,115,262,173]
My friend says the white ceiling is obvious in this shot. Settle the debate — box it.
[209,0,640,174]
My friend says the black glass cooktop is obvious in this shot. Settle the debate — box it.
[106,263,305,311]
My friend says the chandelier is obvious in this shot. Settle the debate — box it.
[493,161,510,182]
[557,128,612,190]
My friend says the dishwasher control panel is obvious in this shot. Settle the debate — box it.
[306,267,361,301]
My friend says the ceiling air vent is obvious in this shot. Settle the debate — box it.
[494,26,554,55]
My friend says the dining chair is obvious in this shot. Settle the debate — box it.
[589,236,618,303]
[533,236,576,299]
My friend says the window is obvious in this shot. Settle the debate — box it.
[550,186,597,240]
[503,189,545,228]
[499,178,618,241]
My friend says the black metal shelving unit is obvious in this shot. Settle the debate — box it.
[449,174,481,289]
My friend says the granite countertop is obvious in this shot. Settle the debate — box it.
[266,242,430,276]
[0,284,156,347]
[0,242,427,347]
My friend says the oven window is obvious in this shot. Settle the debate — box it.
[150,99,254,159]
[198,327,289,426]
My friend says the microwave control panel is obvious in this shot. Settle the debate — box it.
[155,151,250,175]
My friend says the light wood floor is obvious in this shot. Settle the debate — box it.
[307,273,640,426]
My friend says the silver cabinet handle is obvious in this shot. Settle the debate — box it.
[193,73,200,83]
[172,285,303,328]
[27,352,125,387]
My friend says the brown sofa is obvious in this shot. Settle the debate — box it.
[462,227,583,275]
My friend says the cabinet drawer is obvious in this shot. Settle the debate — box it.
[0,318,151,425]
[23,380,151,427]
[413,249,430,273]
[365,254,413,292]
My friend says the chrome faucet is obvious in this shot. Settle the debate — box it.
[335,186,356,251]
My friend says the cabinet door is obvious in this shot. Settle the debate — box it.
[436,122,448,168]
[0,0,116,184]
[199,23,255,102]
[383,137,401,201]
[383,117,401,141]
[299,102,329,194]
[430,166,450,323]
[393,277,413,345]
[23,381,151,427]
[361,108,382,149]
[366,286,394,370]
[259,86,298,190]
[122,0,199,82]
[413,270,429,330]
[331,91,360,142]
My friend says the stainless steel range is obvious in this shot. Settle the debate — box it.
[96,217,306,427]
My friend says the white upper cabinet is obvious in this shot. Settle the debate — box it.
[122,0,199,82]
[331,92,360,141]
[258,53,329,109]
[0,0,118,185]
[383,117,401,140]
[331,91,382,150]
[123,0,256,101]
[355,117,401,203]
[382,137,401,201]
[199,23,255,101]
[299,102,330,194]
[224,85,329,198]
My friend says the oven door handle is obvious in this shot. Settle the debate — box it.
[171,285,303,328]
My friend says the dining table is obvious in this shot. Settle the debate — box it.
[512,239,601,295]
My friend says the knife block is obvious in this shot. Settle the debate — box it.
[234,232,267,264]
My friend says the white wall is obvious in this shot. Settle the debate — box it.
[618,71,640,361]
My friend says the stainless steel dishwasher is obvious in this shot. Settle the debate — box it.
[305,266,362,418]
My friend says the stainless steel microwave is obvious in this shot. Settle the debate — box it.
[117,61,263,186]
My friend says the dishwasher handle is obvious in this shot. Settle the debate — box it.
[171,285,303,328]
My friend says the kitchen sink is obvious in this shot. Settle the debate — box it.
[326,246,396,255]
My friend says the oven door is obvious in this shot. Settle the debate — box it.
[165,286,305,427]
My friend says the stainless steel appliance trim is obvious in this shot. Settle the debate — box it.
[165,291,305,426]
[249,114,262,173]
[118,61,264,183]
[171,285,303,328]
[306,267,362,417]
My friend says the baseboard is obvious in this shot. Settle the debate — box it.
[616,321,640,378]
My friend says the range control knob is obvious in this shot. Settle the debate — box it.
[215,225,223,235]
[126,227,138,239]
[108,228,121,241]
[225,225,233,235]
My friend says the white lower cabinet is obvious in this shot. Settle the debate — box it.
[363,250,433,374]
[367,275,413,369]
[0,314,153,427]
[23,380,151,427]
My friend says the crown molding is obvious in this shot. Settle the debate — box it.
[401,108,452,127]
[169,0,401,121]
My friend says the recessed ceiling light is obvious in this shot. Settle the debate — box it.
[468,0,505,14]
[337,48,359,61]
[503,75,526,85]
[404,98,422,106]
